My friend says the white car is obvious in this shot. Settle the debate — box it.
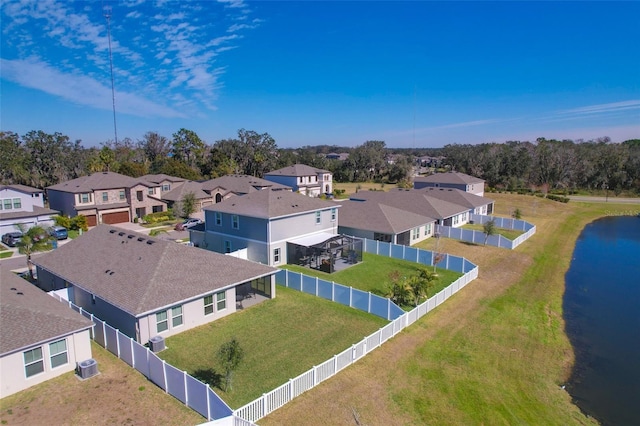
[176,218,203,230]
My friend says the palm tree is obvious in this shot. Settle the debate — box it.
[15,224,52,281]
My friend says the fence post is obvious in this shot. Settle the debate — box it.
[368,292,371,314]
[162,360,168,392]
[313,366,317,386]
[315,277,319,296]
[349,286,353,308]
[332,281,335,302]
[262,393,267,418]
[102,320,107,348]
[206,384,211,420]
[352,344,356,362]
[285,270,289,287]
[116,329,121,357]
[387,298,391,321]
[183,370,188,405]
[289,378,294,399]
[130,337,135,368]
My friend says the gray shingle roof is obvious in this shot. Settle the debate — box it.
[1,270,93,355]
[414,171,484,185]
[204,189,338,219]
[200,175,291,195]
[403,187,493,209]
[350,189,468,220]
[0,205,59,220]
[161,181,211,202]
[264,164,329,177]
[33,225,277,317]
[0,184,43,194]
[338,200,434,234]
[47,172,154,193]
[140,174,186,184]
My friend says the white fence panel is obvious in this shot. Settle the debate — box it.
[265,382,290,414]
[291,369,314,398]
[316,358,336,384]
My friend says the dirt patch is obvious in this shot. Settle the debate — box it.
[0,343,204,426]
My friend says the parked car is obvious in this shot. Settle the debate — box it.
[49,226,69,240]
[1,232,23,247]
[174,218,203,230]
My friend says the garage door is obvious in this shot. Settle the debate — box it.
[102,211,130,224]
[84,215,97,227]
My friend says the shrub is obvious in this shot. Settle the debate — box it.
[53,215,71,229]
[546,194,570,203]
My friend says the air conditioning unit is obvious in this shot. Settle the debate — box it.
[77,358,99,379]
[149,335,166,352]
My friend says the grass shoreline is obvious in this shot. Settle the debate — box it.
[262,194,626,425]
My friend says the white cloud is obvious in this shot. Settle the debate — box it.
[558,100,640,116]
[1,57,184,118]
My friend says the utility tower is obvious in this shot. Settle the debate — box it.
[104,5,118,144]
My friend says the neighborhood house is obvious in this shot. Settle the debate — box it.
[413,171,486,196]
[0,184,59,236]
[33,225,277,344]
[264,164,333,197]
[0,270,93,399]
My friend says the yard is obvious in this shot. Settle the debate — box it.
[461,223,525,240]
[0,342,204,425]
[282,252,463,300]
[159,286,388,409]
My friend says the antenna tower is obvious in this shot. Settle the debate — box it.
[104,5,118,144]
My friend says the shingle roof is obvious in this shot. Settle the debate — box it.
[350,189,468,220]
[0,205,59,220]
[33,225,277,316]
[204,189,338,219]
[338,200,434,234]
[140,174,186,184]
[403,187,492,209]
[264,164,329,177]
[201,175,291,195]
[47,172,153,193]
[414,171,484,185]
[0,184,43,194]
[0,270,93,355]
[161,181,211,202]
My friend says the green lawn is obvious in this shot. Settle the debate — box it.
[281,252,463,298]
[0,251,13,259]
[461,223,525,240]
[159,286,388,409]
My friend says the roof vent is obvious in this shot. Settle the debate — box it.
[137,237,145,242]
[109,229,116,234]
[127,234,135,239]
[118,232,125,236]
[146,240,155,245]
[16,292,23,296]
[10,287,16,291]
[109,271,115,276]
[105,269,111,274]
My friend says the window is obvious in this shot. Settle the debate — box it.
[412,227,420,239]
[119,190,126,201]
[171,306,183,327]
[215,212,222,226]
[148,188,154,195]
[3,199,12,210]
[274,248,280,264]
[331,208,336,222]
[162,184,170,191]
[425,223,432,236]
[315,211,321,224]
[299,177,303,183]
[224,240,231,253]
[79,193,92,203]
[231,215,239,229]
[13,198,21,209]
[204,295,214,315]
[136,191,143,202]
[156,311,168,332]
[24,347,44,378]
[102,192,108,202]
[49,339,68,368]
[216,291,226,311]
[453,215,459,225]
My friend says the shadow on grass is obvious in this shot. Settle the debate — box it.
[191,368,224,390]
[460,241,481,246]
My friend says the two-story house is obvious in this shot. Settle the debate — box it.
[201,174,292,204]
[413,171,485,196]
[47,172,168,226]
[0,184,59,235]
[264,164,333,197]
[199,190,340,266]
[140,174,186,195]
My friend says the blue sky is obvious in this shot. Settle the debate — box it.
[1,1,639,149]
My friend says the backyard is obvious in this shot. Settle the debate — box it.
[158,286,388,409]
[461,222,525,240]
[282,252,463,301]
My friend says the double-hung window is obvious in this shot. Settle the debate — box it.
[162,184,170,191]
[274,248,280,264]
[204,295,214,315]
[331,208,336,222]
[24,348,44,377]
[49,339,68,368]
[102,192,108,202]
[231,215,239,229]
[148,188,154,195]
[315,211,321,224]
[216,292,226,311]
[80,193,90,203]
[119,190,126,201]
[215,212,222,226]
[156,311,168,332]
[2,199,11,210]
[13,198,21,209]
[171,306,183,327]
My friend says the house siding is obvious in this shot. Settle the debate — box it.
[46,190,76,217]
[0,329,92,399]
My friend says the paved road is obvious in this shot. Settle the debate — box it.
[568,195,640,204]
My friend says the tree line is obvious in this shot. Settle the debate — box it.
[1,129,638,195]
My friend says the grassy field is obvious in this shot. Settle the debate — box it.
[461,223,525,240]
[281,252,462,299]
[260,194,632,425]
[333,182,391,197]
[159,286,388,409]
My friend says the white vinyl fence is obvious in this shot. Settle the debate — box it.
[48,293,233,422]
[436,214,536,249]
[234,238,479,423]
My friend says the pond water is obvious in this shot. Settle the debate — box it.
[564,215,640,425]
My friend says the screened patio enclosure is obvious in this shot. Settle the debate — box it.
[287,234,363,273]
